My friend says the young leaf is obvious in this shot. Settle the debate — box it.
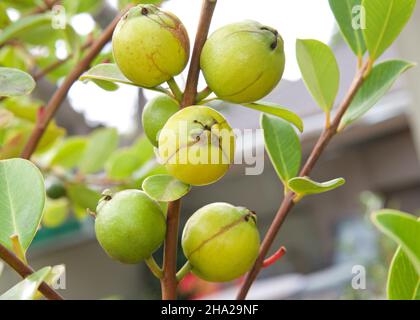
[79,64,130,91]
[0,67,35,97]
[296,39,340,113]
[80,63,170,94]
[372,210,420,274]
[0,267,51,300]
[49,137,88,169]
[241,101,303,132]
[363,0,417,61]
[328,0,366,56]
[261,114,301,185]
[288,177,345,196]
[387,246,420,300]
[340,60,415,128]
[142,174,191,202]
[78,128,119,174]
[105,148,145,180]
[0,159,45,252]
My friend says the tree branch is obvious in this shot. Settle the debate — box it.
[0,243,64,300]
[236,60,370,300]
[160,0,217,300]
[20,6,132,160]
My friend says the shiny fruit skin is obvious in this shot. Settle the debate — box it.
[200,20,285,103]
[158,106,235,186]
[95,190,166,264]
[142,95,180,146]
[112,4,190,87]
[182,203,260,282]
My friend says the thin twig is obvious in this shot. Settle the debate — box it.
[236,60,370,300]
[0,243,64,300]
[20,6,132,160]
[160,0,217,300]
[29,0,60,15]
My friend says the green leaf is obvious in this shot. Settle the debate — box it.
[363,0,417,61]
[328,0,366,56]
[341,60,415,128]
[105,148,144,180]
[0,68,35,97]
[80,63,170,94]
[0,159,45,252]
[372,210,420,274]
[261,114,301,185]
[288,177,345,197]
[105,136,154,179]
[0,14,51,45]
[0,267,51,300]
[66,183,101,212]
[78,128,119,174]
[80,63,133,88]
[50,137,88,169]
[142,174,191,202]
[296,39,340,112]
[387,246,420,300]
[242,101,303,132]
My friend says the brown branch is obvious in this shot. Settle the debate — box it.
[33,37,94,81]
[160,0,217,300]
[0,243,64,300]
[30,0,60,15]
[161,199,181,300]
[20,7,132,160]
[236,60,370,300]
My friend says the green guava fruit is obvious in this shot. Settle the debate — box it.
[142,95,180,146]
[158,106,235,186]
[182,202,260,282]
[200,20,285,103]
[112,4,190,87]
[95,189,166,264]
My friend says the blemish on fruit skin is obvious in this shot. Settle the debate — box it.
[187,212,255,257]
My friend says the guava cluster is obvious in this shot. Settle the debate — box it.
[95,4,286,283]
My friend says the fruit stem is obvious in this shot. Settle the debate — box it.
[167,78,183,103]
[145,256,163,279]
[176,261,192,282]
[196,86,213,102]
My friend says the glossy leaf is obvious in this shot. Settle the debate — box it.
[0,68,35,97]
[387,246,420,300]
[0,159,45,251]
[142,174,191,202]
[329,0,366,56]
[363,0,417,60]
[80,63,133,88]
[341,60,415,127]
[50,137,88,169]
[78,128,119,174]
[288,176,345,196]
[261,114,301,185]
[296,39,340,112]
[242,101,303,132]
[0,267,51,300]
[372,210,420,274]
[80,63,170,94]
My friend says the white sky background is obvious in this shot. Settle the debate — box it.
[68,0,335,134]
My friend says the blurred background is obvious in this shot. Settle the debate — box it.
[0,0,420,299]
